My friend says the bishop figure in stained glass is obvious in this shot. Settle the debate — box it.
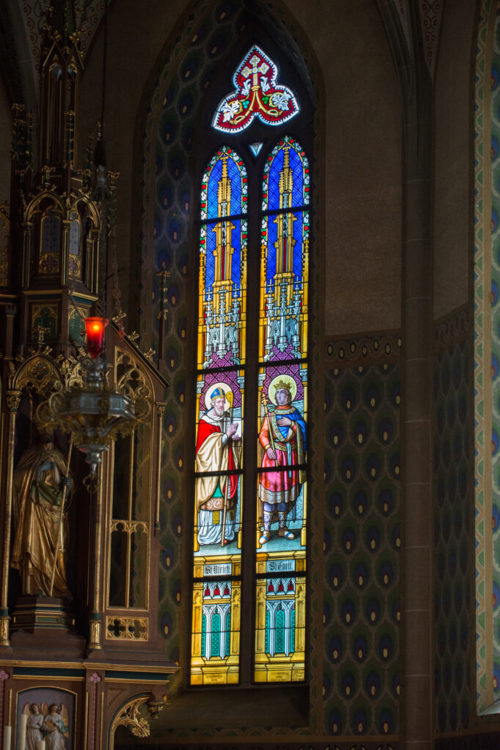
[195,384,241,546]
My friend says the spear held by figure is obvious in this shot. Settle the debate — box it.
[261,391,276,460]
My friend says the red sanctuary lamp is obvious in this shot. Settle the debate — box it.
[84,316,108,358]
[45,314,140,476]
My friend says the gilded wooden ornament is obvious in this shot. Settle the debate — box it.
[0,615,10,645]
[105,616,149,641]
[9,352,62,396]
[5,390,21,413]
[111,696,150,739]
[115,348,152,422]
[89,619,101,649]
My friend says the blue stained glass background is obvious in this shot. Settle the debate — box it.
[267,146,306,211]
[265,210,306,283]
[207,153,244,219]
[203,218,243,294]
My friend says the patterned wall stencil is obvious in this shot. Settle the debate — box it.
[418,0,443,77]
[488,6,500,708]
[475,0,497,713]
[116,741,399,750]
[434,336,473,733]
[19,0,107,83]
[145,1,248,666]
[323,362,401,737]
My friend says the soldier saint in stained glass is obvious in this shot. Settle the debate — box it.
[258,375,306,544]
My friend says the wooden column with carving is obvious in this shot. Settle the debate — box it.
[0,390,20,647]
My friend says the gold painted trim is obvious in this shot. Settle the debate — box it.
[96,665,176,674]
[99,689,104,749]
[101,677,169,685]
[155,403,165,528]
[125,431,135,608]
[0,659,176,672]
[13,675,84,682]
[74,690,79,750]
[105,442,114,610]
[1,403,19,645]
[95,461,105,614]
[83,690,88,750]
[22,289,97,300]
[89,460,104,650]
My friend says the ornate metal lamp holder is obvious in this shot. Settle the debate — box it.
[37,317,147,476]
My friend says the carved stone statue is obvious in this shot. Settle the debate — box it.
[11,434,71,597]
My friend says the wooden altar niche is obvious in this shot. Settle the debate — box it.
[0,326,177,749]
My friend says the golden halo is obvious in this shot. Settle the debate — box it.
[268,374,297,405]
[205,382,233,411]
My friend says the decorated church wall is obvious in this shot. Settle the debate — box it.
[0,0,489,747]
[131,0,404,743]
[323,340,402,737]
[74,0,403,342]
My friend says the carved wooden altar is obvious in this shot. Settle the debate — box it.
[0,6,176,748]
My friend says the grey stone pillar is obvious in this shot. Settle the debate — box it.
[402,77,434,749]
[376,3,435,746]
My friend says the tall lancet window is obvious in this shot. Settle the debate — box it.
[190,46,309,686]
[254,136,308,682]
[191,147,247,685]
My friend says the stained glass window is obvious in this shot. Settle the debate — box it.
[255,137,308,682]
[212,46,299,134]
[191,147,246,685]
[191,50,309,687]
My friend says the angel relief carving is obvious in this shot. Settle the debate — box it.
[19,697,72,750]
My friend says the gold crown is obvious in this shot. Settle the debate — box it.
[274,379,292,393]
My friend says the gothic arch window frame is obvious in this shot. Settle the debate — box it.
[139,2,324,709]
[188,39,314,688]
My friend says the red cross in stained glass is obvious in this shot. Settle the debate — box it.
[212,46,299,133]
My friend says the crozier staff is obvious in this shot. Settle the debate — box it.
[195,384,241,546]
